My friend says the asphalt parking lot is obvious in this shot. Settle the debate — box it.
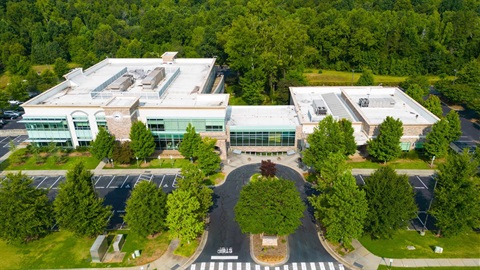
[0,173,180,230]
[0,135,29,157]
[354,174,436,230]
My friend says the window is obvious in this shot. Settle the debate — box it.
[206,125,223,131]
[230,130,295,147]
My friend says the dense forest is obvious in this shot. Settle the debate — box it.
[0,0,479,109]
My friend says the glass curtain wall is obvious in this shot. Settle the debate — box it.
[230,130,296,147]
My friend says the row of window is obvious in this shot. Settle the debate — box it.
[147,118,225,132]
[230,131,296,147]
[25,123,69,131]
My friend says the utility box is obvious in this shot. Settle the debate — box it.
[113,234,125,252]
[262,235,278,246]
[90,235,108,263]
[434,246,443,253]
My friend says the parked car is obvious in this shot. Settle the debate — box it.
[8,100,23,105]
[3,111,20,119]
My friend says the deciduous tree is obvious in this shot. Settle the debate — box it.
[355,69,375,86]
[339,119,357,156]
[112,141,133,164]
[260,160,276,178]
[195,137,221,176]
[178,163,213,218]
[423,95,443,118]
[424,119,450,158]
[54,163,112,237]
[166,189,204,243]
[364,166,417,238]
[406,84,424,103]
[309,172,368,249]
[124,181,167,238]
[367,117,403,163]
[430,150,480,237]
[130,121,156,163]
[235,178,305,235]
[445,110,462,142]
[0,172,53,243]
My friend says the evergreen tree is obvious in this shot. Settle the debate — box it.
[130,121,156,163]
[90,127,115,161]
[309,172,368,250]
[424,119,450,158]
[179,123,201,160]
[367,117,403,163]
[235,178,305,235]
[355,69,375,86]
[364,166,417,238]
[124,181,167,238]
[166,189,204,243]
[423,95,443,118]
[0,172,53,243]
[195,137,221,176]
[53,58,69,78]
[445,110,462,142]
[430,150,480,237]
[405,84,424,103]
[54,163,112,237]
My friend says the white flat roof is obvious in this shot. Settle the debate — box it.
[24,56,228,108]
[290,86,439,125]
[227,106,299,128]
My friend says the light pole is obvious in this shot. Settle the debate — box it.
[136,156,139,167]
[110,158,114,168]
[389,259,393,270]
[351,69,355,85]
[453,69,457,84]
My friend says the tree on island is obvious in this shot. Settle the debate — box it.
[363,166,417,239]
[235,178,305,235]
[430,150,480,237]
[124,181,167,238]
[90,127,115,162]
[179,123,202,161]
[0,172,54,243]
[260,160,277,178]
[367,116,403,163]
[54,163,112,237]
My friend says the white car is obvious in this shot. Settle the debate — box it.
[8,100,23,105]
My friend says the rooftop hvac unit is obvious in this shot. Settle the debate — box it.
[358,98,369,107]
[312,99,327,115]
[142,67,166,89]
[368,97,396,108]
[108,74,134,91]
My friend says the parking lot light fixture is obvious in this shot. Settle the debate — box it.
[136,156,139,167]
[389,259,393,270]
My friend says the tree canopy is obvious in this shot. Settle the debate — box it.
[367,116,403,162]
[166,189,204,244]
[0,172,53,243]
[363,166,417,239]
[124,181,167,238]
[90,127,115,161]
[194,137,221,176]
[179,123,201,160]
[54,163,112,237]
[355,69,375,86]
[430,150,480,237]
[235,178,305,235]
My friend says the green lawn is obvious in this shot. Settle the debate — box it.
[0,230,171,269]
[304,69,449,85]
[378,266,480,270]
[106,158,191,169]
[360,230,480,259]
[348,159,433,170]
[173,238,200,257]
[1,153,99,171]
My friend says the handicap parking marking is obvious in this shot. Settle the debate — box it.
[120,175,130,188]
[122,175,139,189]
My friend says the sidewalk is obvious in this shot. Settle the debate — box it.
[340,239,480,270]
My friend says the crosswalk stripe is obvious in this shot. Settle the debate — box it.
[246,263,251,270]
[209,262,215,270]
[228,262,233,270]
[191,264,196,270]
[338,264,344,270]
[255,264,260,270]
[275,267,280,270]
[310,263,316,270]
[318,262,325,270]
[328,262,334,270]
[200,262,205,270]
[301,263,307,270]
[189,262,343,270]
[292,263,298,270]
[219,262,224,270]
[265,267,269,270]
[237,263,242,270]
[284,265,289,270]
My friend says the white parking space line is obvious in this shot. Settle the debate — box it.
[116,210,126,213]
[36,177,48,188]
[159,175,166,188]
[318,263,325,270]
[13,135,21,142]
[359,175,365,185]
[310,263,316,270]
[328,262,334,270]
[0,137,9,143]
[106,176,116,188]
[416,176,428,189]
[173,174,179,188]
[50,176,62,189]
[120,175,129,188]
[94,176,102,185]
[416,215,426,226]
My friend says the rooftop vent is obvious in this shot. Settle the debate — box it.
[312,99,327,115]
[142,67,165,89]
[108,74,134,91]
[161,52,178,64]
[358,98,370,107]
